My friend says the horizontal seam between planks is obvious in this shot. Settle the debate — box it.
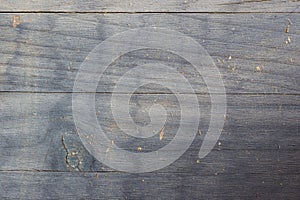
[0,11,300,14]
[0,91,300,95]
[0,169,299,175]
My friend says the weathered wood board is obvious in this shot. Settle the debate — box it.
[0,1,299,199]
[0,14,299,94]
[0,93,299,170]
[0,0,300,12]
[0,93,299,199]
[1,171,299,199]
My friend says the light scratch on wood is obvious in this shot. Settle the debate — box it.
[62,136,72,169]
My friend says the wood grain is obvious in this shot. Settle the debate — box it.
[0,14,299,94]
[0,0,299,12]
[0,171,299,199]
[0,2,300,198]
[0,93,299,172]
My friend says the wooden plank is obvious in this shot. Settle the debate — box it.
[0,93,299,172]
[0,0,300,12]
[0,171,299,199]
[0,14,299,94]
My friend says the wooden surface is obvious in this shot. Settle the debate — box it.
[0,0,300,12]
[0,1,300,200]
[1,14,299,94]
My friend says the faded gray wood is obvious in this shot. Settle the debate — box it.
[0,14,299,94]
[0,93,299,172]
[0,171,299,199]
[0,2,300,199]
[0,0,300,12]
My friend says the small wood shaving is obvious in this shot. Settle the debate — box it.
[12,15,22,28]
[285,36,291,44]
[285,25,290,33]
[159,127,165,141]
[198,130,202,135]
[231,66,237,72]
[255,66,263,72]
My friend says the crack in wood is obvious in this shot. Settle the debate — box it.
[220,0,271,5]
